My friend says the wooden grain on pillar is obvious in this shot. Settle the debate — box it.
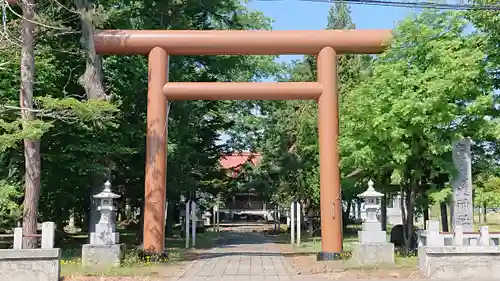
[144,47,168,254]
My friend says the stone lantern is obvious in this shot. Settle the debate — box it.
[83,181,125,268]
[357,180,383,224]
[351,180,394,266]
[90,180,121,245]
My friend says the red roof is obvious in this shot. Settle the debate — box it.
[220,153,262,176]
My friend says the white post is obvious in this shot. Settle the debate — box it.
[273,206,277,232]
[453,225,463,246]
[13,227,22,249]
[290,201,295,245]
[480,226,490,246]
[185,200,190,249]
[216,203,220,232]
[296,202,301,247]
[426,220,444,246]
[191,200,196,248]
[213,205,217,232]
[41,222,55,249]
[277,207,281,232]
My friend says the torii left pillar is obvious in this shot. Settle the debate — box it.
[143,47,169,254]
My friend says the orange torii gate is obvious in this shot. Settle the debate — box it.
[93,29,392,260]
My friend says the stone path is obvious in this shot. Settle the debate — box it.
[170,230,328,281]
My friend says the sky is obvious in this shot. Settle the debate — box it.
[219,2,498,147]
[218,1,419,145]
[245,0,418,63]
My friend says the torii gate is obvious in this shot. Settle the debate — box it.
[94,29,391,260]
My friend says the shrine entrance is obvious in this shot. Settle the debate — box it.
[94,29,391,260]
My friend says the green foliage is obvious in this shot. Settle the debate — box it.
[0,0,498,242]
[0,119,53,152]
[467,0,500,88]
[474,175,500,206]
[0,0,282,230]
[428,186,452,205]
[0,180,23,232]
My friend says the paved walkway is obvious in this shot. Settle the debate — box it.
[171,230,328,281]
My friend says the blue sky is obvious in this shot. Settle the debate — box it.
[219,2,419,144]
[245,1,417,63]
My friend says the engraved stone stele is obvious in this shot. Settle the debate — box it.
[82,181,125,268]
[351,180,395,266]
[451,138,473,232]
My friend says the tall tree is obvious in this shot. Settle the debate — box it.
[345,10,496,251]
[74,0,112,234]
[467,0,500,88]
[0,0,281,238]
[19,0,41,249]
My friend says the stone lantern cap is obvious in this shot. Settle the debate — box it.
[357,180,384,199]
[93,181,121,199]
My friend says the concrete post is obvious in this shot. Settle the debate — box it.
[426,220,444,246]
[13,227,22,249]
[41,222,55,249]
[277,206,281,232]
[273,206,277,232]
[453,225,463,246]
[191,200,196,248]
[290,201,295,244]
[185,200,190,249]
[216,203,220,232]
[480,226,490,246]
[213,205,217,232]
[296,202,301,247]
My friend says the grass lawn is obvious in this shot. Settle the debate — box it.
[429,204,500,231]
[60,228,219,278]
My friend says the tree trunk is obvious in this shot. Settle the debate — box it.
[423,208,429,228]
[420,187,429,229]
[380,169,392,232]
[20,0,41,249]
[404,184,416,253]
[440,202,449,232]
[74,0,111,238]
[74,0,108,101]
[483,202,487,224]
[381,193,387,231]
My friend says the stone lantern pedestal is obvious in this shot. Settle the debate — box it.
[82,181,125,268]
[351,180,395,266]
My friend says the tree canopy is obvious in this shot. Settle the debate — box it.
[0,0,498,254]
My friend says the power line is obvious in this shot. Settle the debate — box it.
[248,0,500,11]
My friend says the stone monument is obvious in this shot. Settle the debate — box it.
[351,180,395,266]
[82,181,125,268]
[451,138,473,232]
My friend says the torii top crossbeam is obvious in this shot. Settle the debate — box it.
[94,29,391,55]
